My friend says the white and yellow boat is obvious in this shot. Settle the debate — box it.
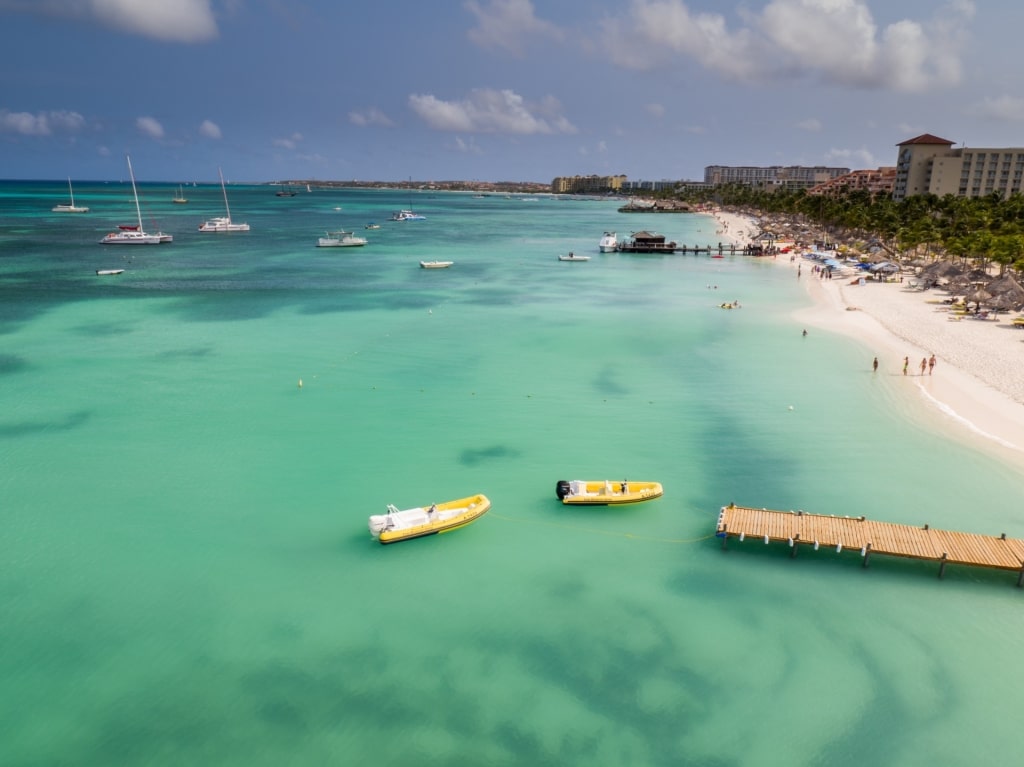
[368,493,491,544]
[555,480,663,506]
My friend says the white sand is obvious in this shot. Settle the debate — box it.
[707,209,1024,465]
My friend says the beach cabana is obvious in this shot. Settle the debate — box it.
[869,261,898,273]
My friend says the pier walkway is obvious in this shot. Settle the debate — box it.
[716,504,1024,585]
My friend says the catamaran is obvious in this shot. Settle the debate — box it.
[199,168,250,232]
[100,156,171,244]
[53,177,89,213]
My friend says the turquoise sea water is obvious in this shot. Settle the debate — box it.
[3,180,1024,766]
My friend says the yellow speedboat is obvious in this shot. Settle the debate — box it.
[368,493,491,544]
[555,480,663,506]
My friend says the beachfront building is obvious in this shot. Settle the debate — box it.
[809,167,897,197]
[551,174,627,194]
[703,165,849,191]
[893,133,1024,201]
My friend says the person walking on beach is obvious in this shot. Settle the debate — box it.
[920,357,927,376]
[873,357,878,373]
[902,356,909,375]
[929,354,936,375]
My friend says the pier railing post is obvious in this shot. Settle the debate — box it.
[862,542,872,568]
[721,524,728,550]
[938,552,948,579]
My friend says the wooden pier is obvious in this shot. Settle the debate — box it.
[716,504,1024,585]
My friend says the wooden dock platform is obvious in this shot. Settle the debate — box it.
[716,504,1024,585]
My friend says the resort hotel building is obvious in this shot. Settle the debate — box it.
[893,134,1024,201]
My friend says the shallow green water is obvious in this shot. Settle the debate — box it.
[2,182,1022,765]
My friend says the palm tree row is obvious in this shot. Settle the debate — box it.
[677,185,1024,277]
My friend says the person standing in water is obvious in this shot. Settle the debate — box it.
[873,357,879,373]
[929,354,936,374]
[903,357,909,375]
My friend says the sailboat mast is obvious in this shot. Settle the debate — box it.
[127,155,143,229]
[219,167,232,221]
[67,176,75,207]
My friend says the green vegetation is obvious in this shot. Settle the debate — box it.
[677,185,1024,276]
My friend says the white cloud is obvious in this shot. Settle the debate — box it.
[646,103,666,118]
[796,118,823,132]
[199,119,222,139]
[136,116,164,139]
[464,0,562,56]
[409,88,577,135]
[454,136,484,155]
[0,0,219,43]
[0,109,84,135]
[974,95,1024,123]
[349,108,395,127]
[273,132,303,150]
[97,145,111,157]
[604,0,973,92]
[824,147,878,168]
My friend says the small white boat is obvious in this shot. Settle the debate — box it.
[317,230,368,248]
[420,260,453,269]
[368,494,491,544]
[199,168,249,232]
[53,177,89,213]
[365,223,380,230]
[96,268,125,276]
[558,252,590,261]
[172,184,188,204]
[599,231,618,252]
[392,209,425,221]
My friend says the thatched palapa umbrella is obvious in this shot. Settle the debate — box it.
[965,287,993,312]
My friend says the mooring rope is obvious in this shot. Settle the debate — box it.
[487,512,715,544]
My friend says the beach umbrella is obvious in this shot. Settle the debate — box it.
[921,260,961,279]
[966,287,993,311]
[985,274,1024,300]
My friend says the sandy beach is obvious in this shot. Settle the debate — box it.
[712,209,1024,464]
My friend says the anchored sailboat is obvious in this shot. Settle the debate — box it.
[53,177,89,213]
[100,156,171,244]
[199,168,250,232]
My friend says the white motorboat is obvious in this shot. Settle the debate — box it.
[199,168,250,232]
[420,260,453,269]
[558,253,590,261]
[100,156,171,244]
[317,230,368,248]
[599,231,618,252]
[53,177,89,213]
[96,269,125,276]
[365,223,380,230]
[392,209,425,221]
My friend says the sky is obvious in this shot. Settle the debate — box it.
[1,0,1023,184]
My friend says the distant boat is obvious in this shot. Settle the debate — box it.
[275,184,298,197]
[53,177,89,213]
[172,184,188,204]
[306,183,312,193]
[96,268,124,276]
[100,156,171,244]
[598,231,618,252]
[420,260,452,269]
[364,222,380,230]
[317,230,368,248]
[392,209,425,221]
[558,252,590,261]
[199,168,250,232]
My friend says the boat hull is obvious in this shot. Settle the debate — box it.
[369,494,491,544]
[555,480,663,505]
[420,261,453,269]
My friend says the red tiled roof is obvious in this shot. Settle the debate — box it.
[896,133,955,146]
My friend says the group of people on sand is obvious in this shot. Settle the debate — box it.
[885,354,936,376]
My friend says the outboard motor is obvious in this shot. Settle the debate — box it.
[556,480,571,500]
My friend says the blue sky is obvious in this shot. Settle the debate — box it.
[1,0,1020,183]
